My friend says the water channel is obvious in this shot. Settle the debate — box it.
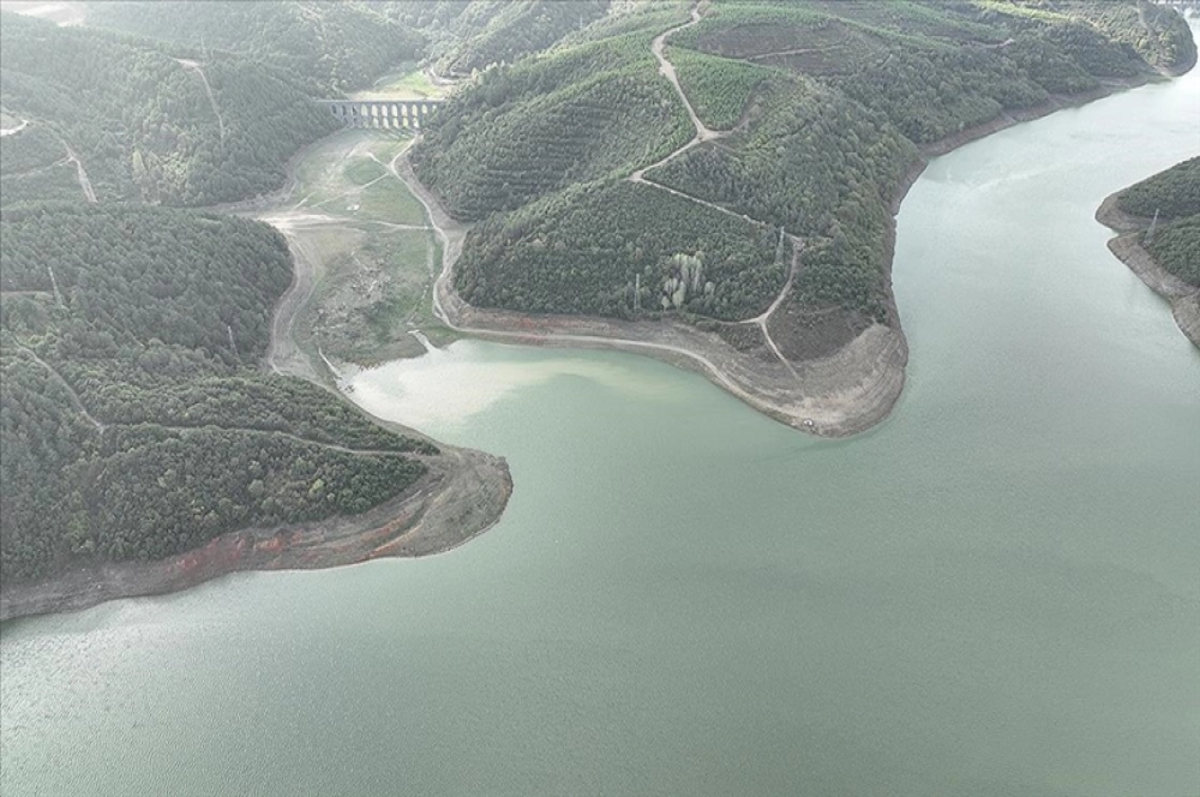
[2,32,1198,796]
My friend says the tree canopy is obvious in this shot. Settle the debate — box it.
[413,0,1189,331]
[0,205,433,583]
[0,11,339,206]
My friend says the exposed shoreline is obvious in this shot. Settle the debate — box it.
[1095,194,1200,348]
[0,445,512,622]
[397,72,1169,439]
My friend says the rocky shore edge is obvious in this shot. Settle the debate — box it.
[0,446,512,622]
[1096,193,1200,348]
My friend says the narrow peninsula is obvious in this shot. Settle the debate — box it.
[1097,157,1200,347]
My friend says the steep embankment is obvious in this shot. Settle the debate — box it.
[1096,157,1200,347]
[408,0,1194,436]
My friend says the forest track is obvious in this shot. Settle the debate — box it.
[11,342,106,432]
[631,2,799,374]
[177,59,225,140]
[743,241,803,380]
[61,141,96,203]
[0,290,52,298]
[650,3,723,143]
[0,118,28,137]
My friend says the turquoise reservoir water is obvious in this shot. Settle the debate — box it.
[2,43,1198,797]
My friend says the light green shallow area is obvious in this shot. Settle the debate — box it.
[2,29,1198,797]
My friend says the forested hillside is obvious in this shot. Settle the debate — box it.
[1117,156,1200,220]
[412,0,1194,351]
[0,205,433,583]
[427,0,611,77]
[1143,216,1200,288]
[1115,157,1200,287]
[84,1,427,94]
[411,28,693,220]
[0,12,338,206]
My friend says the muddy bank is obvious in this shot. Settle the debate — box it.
[0,447,512,622]
[1096,194,1200,348]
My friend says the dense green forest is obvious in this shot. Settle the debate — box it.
[84,1,427,94]
[455,180,785,319]
[1117,156,1200,219]
[0,11,339,206]
[414,0,1191,333]
[411,30,692,220]
[427,0,611,77]
[85,1,613,89]
[1143,216,1200,287]
[0,205,433,583]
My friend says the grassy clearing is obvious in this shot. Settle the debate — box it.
[356,178,427,226]
[351,63,448,100]
[290,132,426,225]
[344,158,387,186]
[267,129,454,366]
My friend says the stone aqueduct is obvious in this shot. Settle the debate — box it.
[318,99,444,130]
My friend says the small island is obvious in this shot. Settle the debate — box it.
[1096,157,1200,347]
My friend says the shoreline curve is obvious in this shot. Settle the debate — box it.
[1096,194,1200,348]
[0,445,513,622]
[400,73,1171,439]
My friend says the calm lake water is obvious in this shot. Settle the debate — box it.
[3,41,1199,797]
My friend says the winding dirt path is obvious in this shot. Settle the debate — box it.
[177,59,225,140]
[106,421,426,458]
[628,2,798,371]
[650,4,722,143]
[743,240,803,379]
[12,342,106,432]
[0,290,52,298]
[62,141,96,203]
[0,118,28,137]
